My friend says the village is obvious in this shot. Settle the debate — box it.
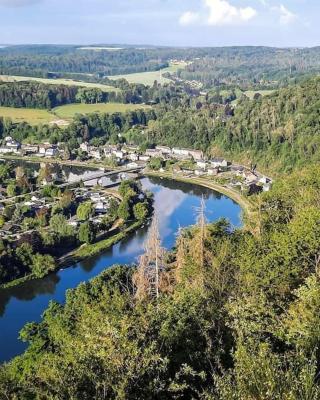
[0,135,272,197]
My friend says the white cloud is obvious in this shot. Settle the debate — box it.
[179,11,200,26]
[180,0,257,27]
[276,4,297,25]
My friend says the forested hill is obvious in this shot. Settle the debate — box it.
[213,77,320,172]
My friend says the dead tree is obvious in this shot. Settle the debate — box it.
[133,216,166,301]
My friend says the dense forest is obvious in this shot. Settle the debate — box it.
[0,45,170,77]
[177,46,320,89]
[2,166,320,398]
[2,45,320,89]
[0,80,189,109]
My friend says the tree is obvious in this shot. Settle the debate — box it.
[31,254,55,278]
[133,202,148,221]
[117,197,131,221]
[78,221,96,244]
[76,202,94,221]
[6,183,18,197]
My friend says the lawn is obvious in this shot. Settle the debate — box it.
[0,106,56,125]
[108,62,187,86]
[0,75,119,93]
[53,102,149,120]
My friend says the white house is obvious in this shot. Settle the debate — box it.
[196,160,207,170]
[211,157,228,169]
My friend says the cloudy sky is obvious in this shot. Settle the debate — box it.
[0,0,318,47]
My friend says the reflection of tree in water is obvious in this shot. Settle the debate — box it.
[0,273,60,317]
[79,246,114,273]
[117,222,150,255]
[147,176,223,200]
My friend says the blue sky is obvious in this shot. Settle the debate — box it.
[0,0,318,47]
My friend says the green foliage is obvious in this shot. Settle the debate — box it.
[31,254,55,278]
[76,201,94,221]
[78,221,96,244]
[133,202,148,221]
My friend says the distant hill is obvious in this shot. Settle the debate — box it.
[214,76,320,172]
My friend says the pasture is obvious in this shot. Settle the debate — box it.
[108,62,187,86]
[0,106,55,125]
[0,75,119,93]
[53,102,149,120]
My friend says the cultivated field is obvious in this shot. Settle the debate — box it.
[0,75,119,92]
[108,62,187,86]
[0,106,56,125]
[53,102,149,120]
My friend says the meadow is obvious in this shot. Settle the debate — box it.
[52,102,149,120]
[0,75,119,92]
[0,106,55,125]
[108,62,187,86]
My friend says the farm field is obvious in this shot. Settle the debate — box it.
[53,102,149,120]
[0,106,56,125]
[0,75,119,92]
[108,62,187,86]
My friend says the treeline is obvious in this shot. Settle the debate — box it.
[0,81,78,109]
[0,80,188,109]
[0,45,169,77]
[178,46,320,89]
[2,166,320,398]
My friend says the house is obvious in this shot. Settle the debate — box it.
[95,201,108,214]
[210,157,228,169]
[242,171,258,184]
[21,144,39,154]
[128,153,139,162]
[0,146,19,154]
[45,147,59,158]
[195,169,205,176]
[156,145,171,155]
[172,148,190,158]
[112,150,124,159]
[80,142,90,152]
[207,168,219,176]
[189,149,204,160]
[259,176,271,185]
[139,155,150,162]
[89,149,102,160]
[146,149,163,158]
[196,160,207,170]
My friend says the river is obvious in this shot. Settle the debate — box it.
[0,175,242,363]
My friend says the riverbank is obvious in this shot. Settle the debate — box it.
[144,171,258,233]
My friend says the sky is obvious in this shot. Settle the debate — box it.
[0,0,319,47]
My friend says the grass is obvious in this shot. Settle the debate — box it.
[108,62,187,86]
[0,106,56,125]
[244,90,275,99]
[0,75,119,93]
[53,102,149,120]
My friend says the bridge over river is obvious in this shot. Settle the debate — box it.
[59,166,144,188]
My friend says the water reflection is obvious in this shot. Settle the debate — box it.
[0,176,242,363]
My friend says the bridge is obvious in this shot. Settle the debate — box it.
[59,166,144,188]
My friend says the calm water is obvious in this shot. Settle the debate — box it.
[0,176,242,363]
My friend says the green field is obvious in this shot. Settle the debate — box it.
[244,90,275,99]
[0,75,119,92]
[53,102,149,120]
[0,106,56,125]
[108,62,187,86]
